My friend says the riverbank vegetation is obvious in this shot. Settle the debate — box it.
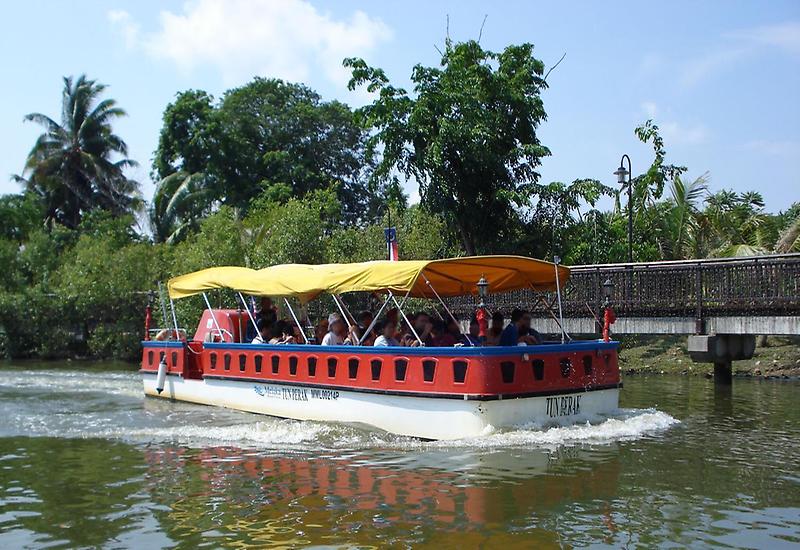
[1,39,798,361]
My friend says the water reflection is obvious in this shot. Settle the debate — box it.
[140,444,622,547]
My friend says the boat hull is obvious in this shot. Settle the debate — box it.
[143,372,620,440]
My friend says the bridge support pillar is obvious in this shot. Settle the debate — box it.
[687,334,755,385]
[713,361,733,385]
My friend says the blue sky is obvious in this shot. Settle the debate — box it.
[2,0,798,212]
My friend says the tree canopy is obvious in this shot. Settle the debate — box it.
[346,39,551,255]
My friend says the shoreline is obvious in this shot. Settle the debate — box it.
[617,335,800,379]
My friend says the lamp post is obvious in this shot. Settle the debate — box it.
[476,276,489,343]
[614,155,633,263]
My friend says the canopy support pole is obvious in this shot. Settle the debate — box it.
[169,298,181,341]
[157,282,170,335]
[358,293,392,345]
[202,292,225,341]
[421,274,461,329]
[284,298,309,344]
[331,295,352,328]
[335,295,357,326]
[391,291,423,346]
[553,256,568,344]
[238,292,259,337]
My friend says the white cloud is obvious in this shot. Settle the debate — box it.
[743,139,800,157]
[728,21,800,55]
[641,101,658,118]
[678,47,749,89]
[108,0,392,88]
[661,121,708,145]
[639,102,708,145]
[107,9,140,49]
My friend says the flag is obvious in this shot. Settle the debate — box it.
[384,227,398,261]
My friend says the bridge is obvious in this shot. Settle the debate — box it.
[450,253,800,383]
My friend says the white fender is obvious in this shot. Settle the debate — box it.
[156,358,168,394]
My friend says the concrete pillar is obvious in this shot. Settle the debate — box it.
[713,361,732,385]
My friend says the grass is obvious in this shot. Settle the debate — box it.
[617,335,800,378]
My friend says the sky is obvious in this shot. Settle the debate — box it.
[1,0,799,212]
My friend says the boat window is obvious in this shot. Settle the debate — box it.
[560,358,572,378]
[307,357,317,377]
[583,355,593,376]
[271,355,280,374]
[148,351,154,365]
[532,359,544,381]
[394,359,408,382]
[422,360,436,383]
[289,356,298,376]
[224,354,231,371]
[171,352,178,367]
[210,353,217,370]
[370,359,382,381]
[500,361,515,384]
[159,351,166,363]
[327,357,337,378]
[348,358,359,379]
[453,360,468,384]
[239,354,246,372]
[254,355,262,373]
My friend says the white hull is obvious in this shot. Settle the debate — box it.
[143,374,620,440]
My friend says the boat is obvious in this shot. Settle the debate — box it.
[141,256,621,440]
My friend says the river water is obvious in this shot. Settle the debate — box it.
[0,362,797,548]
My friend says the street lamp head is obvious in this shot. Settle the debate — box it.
[613,164,629,184]
[602,278,615,299]
[477,276,489,301]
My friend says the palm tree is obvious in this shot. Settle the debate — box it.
[656,173,708,259]
[149,172,214,243]
[13,75,140,228]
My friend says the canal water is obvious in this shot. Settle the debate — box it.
[0,363,797,548]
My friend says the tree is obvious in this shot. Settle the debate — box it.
[655,173,709,260]
[14,75,140,228]
[149,172,215,244]
[346,39,551,255]
[153,79,388,224]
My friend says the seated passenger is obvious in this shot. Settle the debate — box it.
[412,312,434,346]
[500,308,539,346]
[373,319,400,346]
[269,320,296,345]
[251,318,273,344]
[314,318,329,344]
[485,312,504,346]
[431,319,457,347]
[460,317,481,346]
[321,313,348,346]
[345,310,376,346]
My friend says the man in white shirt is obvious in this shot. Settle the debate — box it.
[321,313,348,345]
[251,318,272,344]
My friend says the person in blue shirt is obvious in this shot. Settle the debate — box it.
[500,308,541,346]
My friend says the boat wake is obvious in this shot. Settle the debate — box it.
[0,366,679,450]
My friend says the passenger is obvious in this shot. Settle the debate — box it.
[431,319,457,347]
[460,317,481,346]
[314,318,329,344]
[446,318,462,340]
[500,309,539,346]
[386,307,399,326]
[412,312,434,346]
[321,313,348,346]
[346,310,376,346]
[485,312,504,346]
[251,318,273,344]
[269,320,296,345]
[519,318,543,345]
[373,319,400,347]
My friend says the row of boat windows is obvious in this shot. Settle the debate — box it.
[189,353,597,384]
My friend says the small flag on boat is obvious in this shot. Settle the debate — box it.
[385,227,398,261]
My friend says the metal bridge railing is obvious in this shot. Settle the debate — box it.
[446,254,800,323]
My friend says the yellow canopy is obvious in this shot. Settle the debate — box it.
[167,256,569,301]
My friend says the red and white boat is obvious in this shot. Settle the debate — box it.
[141,256,621,440]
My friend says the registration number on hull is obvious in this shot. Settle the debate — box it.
[545,394,581,418]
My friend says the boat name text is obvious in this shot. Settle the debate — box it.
[254,385,339,401]
[546,394,581,417]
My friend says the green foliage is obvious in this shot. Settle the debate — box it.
[0,192,43,241]
[154,78,390,226]
[13,75,140,229]
[346,39,550,255]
